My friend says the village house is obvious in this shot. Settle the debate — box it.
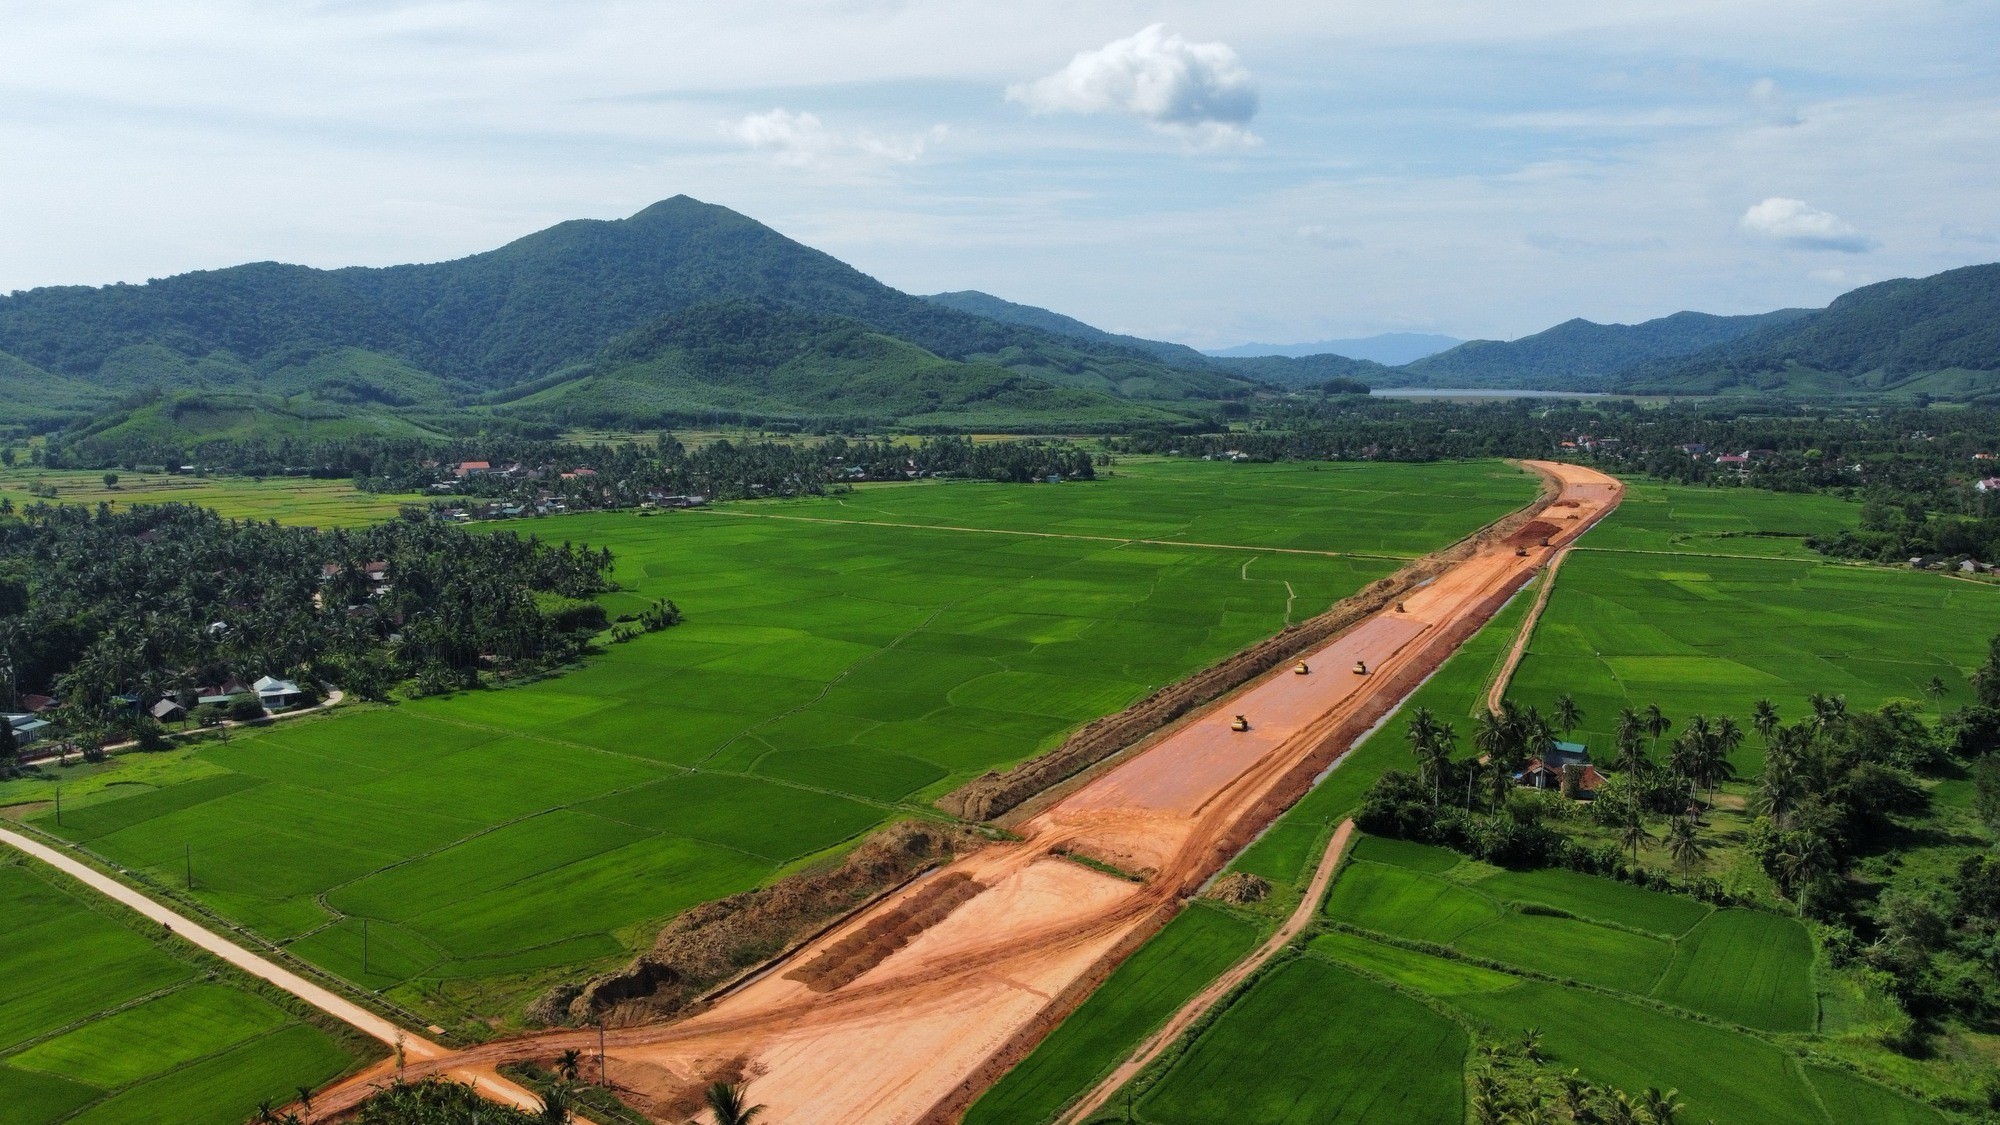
[1517,740,1604,797]
[253,676,306,710]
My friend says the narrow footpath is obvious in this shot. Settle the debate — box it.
[0,825,545,1117]
[1057,817,1357,1125]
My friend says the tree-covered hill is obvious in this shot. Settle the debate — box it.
[1620,263,2000,397]
[484,300,1184,430]
[1397,309,1812,390]
[0,198,1254,423]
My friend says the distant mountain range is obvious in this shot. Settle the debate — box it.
[1206,333,1463,365]
[1,197,1997,442]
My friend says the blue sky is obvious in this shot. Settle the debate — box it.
[3,1,1997,346]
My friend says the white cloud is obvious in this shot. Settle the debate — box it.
[728,109,942,167]
[1738,197,1875,253]
[1007,25,1259,148]
[1748,77,1802,127]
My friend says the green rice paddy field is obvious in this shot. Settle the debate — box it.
[0,467,418,527]
[1099,842,1942,1125]
[0,859,374,1125]
[0,460,1536,1030]
[1508,483,2000,772]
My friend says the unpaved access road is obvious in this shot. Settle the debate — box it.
[1057,817,1357,1125]
[0,825,545,1117]
[311,461,1622,1124]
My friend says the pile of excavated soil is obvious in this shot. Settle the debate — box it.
[1208,872,1271,904]
[1505,519,1560,546]
[537,820,982,1026]
[784,871,986,992]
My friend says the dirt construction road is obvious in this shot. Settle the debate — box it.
[313,460,1622,1124]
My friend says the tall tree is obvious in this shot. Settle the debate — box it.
[704,1082,765,1125]
[1554,693,1582,737]
[1751,698,1780,742]
[1642,703,1671,754]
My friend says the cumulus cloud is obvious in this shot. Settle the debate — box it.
[728,109,943,167]
[1738,197,1875,252]
[1007,25,1259,148]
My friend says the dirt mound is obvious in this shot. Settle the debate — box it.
[1551,498,1581,508]
[939,469,1561,824]
[1506,520,1560,546]
[546,820,982,1025]
[1207,872,1271,904]
[785,871,987,992]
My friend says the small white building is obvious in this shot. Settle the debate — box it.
[253,676,305,710]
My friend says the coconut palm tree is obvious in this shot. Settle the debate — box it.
[1808,692,1847,732]
[1666,817,1707,873]
[1926,675,1949,714]
[1619,807,1652,865]
[556,1049,582,1083]
[1614,723,1648,779]
[1642,703,1671,754]
[703,1082,764,1125]
[1751,698,1780,742]
[1640,1087,1684,1124]
[1554,693,1582,737]
[1754,758,1802,830]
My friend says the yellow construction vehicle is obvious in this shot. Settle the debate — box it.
[1353,660,1369,676]
[1395,601,1406,613]
[1294,661,1310,675]
[1230,714,1251,732]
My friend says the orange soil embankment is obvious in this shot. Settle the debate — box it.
[307,461,1623,1125]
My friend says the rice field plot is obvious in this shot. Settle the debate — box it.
[0,859,371,1125]
[1306,928,1935,1125]
[1320,845,1831,1031]
[1507,551,2000,773]
[1130,955,1466,1125]
[769,457,1539,557]
[965,903,1261,1125]
[1450,981,1837,1124]
[1231,577,1538,884]
[1578,480,1862,559]
[0,466,417,527]
[1652,909,1816,1031]
[20,462,1525,1022]
[1804,1065,1948,1125]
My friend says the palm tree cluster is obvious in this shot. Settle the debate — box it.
[1746,694,1933,915]
[0,501,618,745]
[1469,1031,1684,1124]
[346,1075,567,1124]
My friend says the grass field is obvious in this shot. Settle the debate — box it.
[964,904,1261,1125]
[0,466,418,527]
[3,460,1534,1028]
[1132,956,1465,1125]
[0,859,372,1125]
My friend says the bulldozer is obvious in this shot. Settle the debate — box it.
[1353,660,1369,676]
[1294,661,1310,675]
[1230,714,1251,732]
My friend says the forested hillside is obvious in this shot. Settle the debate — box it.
[0,198,1253,430]
[1622,263,2000,397]
[1398,309,1812,389]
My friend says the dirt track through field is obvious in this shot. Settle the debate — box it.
[1057,818,1356,1124]
[304,460,1622,1124]
[1487,544,1573,713]
[0,825,544,1116]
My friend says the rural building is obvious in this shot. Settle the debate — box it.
[454,460,492,478]
[1517,741,1603,796]
[253,676,306,710]
[3,713,50,745]
[150,699,186,723]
